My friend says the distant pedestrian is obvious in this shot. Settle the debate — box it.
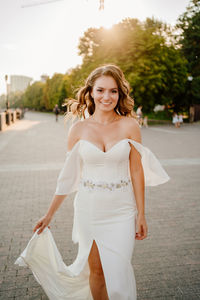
[53,104,60,122]
[178,113,183,127]
[143,116,148,128]
[189,106,195,123]
[172,112,179,128]
[136,105,143,127]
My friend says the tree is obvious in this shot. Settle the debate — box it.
[176,0,200,105]
[0,94,6,109]
[23,81,45,110]
[77,18,188,112]
[15,73,71,111]
[7,91,24,109]
[42,73,64,110]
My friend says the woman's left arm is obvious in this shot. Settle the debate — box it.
[128,119,148,240]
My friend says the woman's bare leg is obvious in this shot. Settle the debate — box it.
[88,241,109,300]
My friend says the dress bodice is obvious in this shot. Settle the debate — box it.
[80,139,131,182]
[55,139,170,195]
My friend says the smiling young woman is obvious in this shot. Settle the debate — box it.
[15,64,170,300]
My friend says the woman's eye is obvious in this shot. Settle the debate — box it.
[112,90,118,93]
[97,89,102,92]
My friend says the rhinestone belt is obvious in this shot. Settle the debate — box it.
[80,179,131,191]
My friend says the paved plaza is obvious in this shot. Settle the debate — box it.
[0,111,200,300]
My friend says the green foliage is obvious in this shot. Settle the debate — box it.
[19,74,70,111]
[0,94,6,109]
[43,73,65,110]
[8,91,25,108]
[147,110,172,121]
[23,81,45,110]
[77,18,188,112]
[176,0,200,104]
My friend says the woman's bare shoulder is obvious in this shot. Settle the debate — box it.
[120,117,141,143]
[67,120,86,150]
[67,118,93,150]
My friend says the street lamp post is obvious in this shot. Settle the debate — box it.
[5,74,9,110]
[188,76,194,123]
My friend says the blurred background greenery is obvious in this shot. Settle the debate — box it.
[1,0,199,120]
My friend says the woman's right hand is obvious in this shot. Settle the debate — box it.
[33,214,52,235]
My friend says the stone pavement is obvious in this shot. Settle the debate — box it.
[0,111,199,300]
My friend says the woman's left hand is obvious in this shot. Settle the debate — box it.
[135,214,148,240]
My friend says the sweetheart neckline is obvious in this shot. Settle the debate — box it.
[80,138,129,154]
[67,138,142,154]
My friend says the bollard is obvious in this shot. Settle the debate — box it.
[5,111,11,125]
[13,111,17,123]
[11,111,17,123]
[0,112,7,131]
[16,109,22,119]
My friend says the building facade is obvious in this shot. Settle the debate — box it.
[10,75,33,93]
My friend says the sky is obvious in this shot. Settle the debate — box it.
[0,0,190,95]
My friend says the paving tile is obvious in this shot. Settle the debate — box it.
[0,112,199,299]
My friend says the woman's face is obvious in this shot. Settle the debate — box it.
[91,75,119,112]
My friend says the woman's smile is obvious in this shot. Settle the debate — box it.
[100,101,112,105]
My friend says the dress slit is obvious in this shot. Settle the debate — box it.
[90,237,137,300]
[88,239,109,299]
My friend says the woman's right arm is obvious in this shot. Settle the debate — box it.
[33,120,83,235]
[33,194,67,234]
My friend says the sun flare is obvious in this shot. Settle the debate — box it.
[88,0,133,30]
[98,10,116,29]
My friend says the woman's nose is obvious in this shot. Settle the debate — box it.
[103,91,110,100]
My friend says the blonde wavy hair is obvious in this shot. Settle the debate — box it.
[65,64,135,119]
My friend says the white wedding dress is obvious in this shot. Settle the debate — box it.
[15,139,169,300]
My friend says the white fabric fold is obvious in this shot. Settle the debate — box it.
[15,228,92,300]
[128,139,170,186]
[55,142,82,195]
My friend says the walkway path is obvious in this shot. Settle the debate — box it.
[0,112,199,299]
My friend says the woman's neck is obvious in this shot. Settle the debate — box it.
[91,111,118,125]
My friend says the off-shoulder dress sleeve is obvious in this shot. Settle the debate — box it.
[128,139,170,186]
[55,142,82,195]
